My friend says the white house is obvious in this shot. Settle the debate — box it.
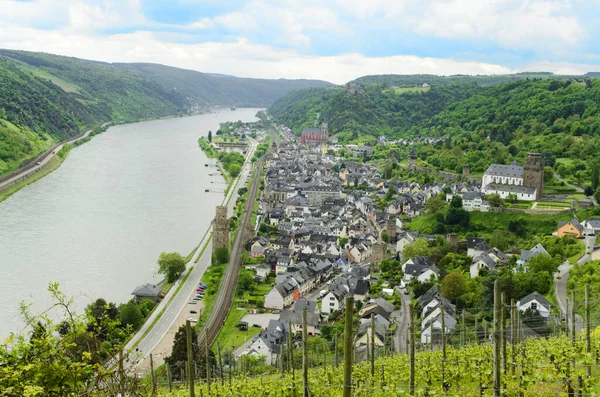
[421,311,457,344]
[264,280,297,310]
[401,256,439,287]
[322,289,345,316]
[517,291,551,318]
[462,191,488,212]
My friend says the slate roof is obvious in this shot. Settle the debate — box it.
[463,191,484,201]
[484,162,523,178]
[467,237,486,249]
[521,243,549,262]
[484,183,536,195]
[558,219,584,232]
[301,127,324,136]
[132,283,161,297]
[519,291,551,311]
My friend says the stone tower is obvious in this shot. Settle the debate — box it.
[408,150,417,170]
[386,214,397,243]
[213,205,229,252]
[523,153,544,201]
[370,241,387,272]
[462,164,470,179]
[321,122,328,141]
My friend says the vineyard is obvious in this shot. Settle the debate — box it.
[154,333,600,396]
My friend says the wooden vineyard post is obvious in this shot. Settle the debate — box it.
[335,333,339,368]
[566,297,570,337]
[303,309,309,397]
[585,284,591,379]
[371,313,375,378]
[409,301,415,396]
[501,292,507,375]
[166,362,172,392]
[441,305,447,393]
[288,320,295,380]
[205,328,210,393]
[217,342,224,386]
[186,320,195,397]
[493,281,501,397]
[462,310,466,347]
[149,353,156,397]
[343,297,354,397]
[510,299,516,376]
[571,291,576,345]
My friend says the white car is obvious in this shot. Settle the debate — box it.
[188,300,197,304]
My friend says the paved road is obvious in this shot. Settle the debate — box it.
[394,286,411,354]
[124,138,258,369]
[552,171,584,193]
[554,261,584,333]
[577,235,596,265]
[0,124,108,191]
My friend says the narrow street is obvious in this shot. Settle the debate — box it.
[394,286,410,354]
[554,261,583,333]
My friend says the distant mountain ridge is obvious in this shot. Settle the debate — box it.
[0,49,331,175]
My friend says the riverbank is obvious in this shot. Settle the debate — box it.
[0,111,204,202]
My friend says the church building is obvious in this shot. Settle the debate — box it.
[481,153,544,201]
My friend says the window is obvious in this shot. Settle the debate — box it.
[330,302,335,307]
[531,302,537,311]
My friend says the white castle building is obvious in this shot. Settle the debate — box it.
[481,154,544,202]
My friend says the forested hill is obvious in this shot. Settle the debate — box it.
[116,63,332,107]
[350,72,591,87]
[0,49,331,176]
[269,76,600,180]
[268,83,484,144]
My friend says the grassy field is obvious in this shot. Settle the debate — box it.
[536,201,572,209]
[406,209,572,238]
[212,307,261,351]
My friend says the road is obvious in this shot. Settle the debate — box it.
[577,235,596,265]
[552,171,583,193]
[554,261,584,334]
[394,286,411,354]
[0,124,108,191]
[124,138,258,370]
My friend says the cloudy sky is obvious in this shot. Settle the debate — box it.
[1,0,598,84]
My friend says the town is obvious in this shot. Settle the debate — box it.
[221,121,597,368]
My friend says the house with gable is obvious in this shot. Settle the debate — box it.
[517,291,551,318]
[517,243,550,268]
[401,256,439,287]
[557,219,584,238]
[470,248,508,278]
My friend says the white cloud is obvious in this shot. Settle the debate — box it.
[0,26,518,83]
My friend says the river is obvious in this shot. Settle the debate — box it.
[0,108,261,338]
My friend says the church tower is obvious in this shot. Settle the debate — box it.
[523,153,544,201]
[321,122,328,142]
[212,205,229,252]
[408,150,417,170]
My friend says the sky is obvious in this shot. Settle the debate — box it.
[1,0,599,84]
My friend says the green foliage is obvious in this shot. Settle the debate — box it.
[118,299,144,330]
[441,272,467,302]
[207,130,212,143]
[567,260,600,322]
[214,247,230,265]
[157,252,186,283]
[217,151,245,178]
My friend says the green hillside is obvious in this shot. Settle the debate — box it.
[350,72,589,88]
[268,84,483,144]
[269,76,600,186]
[117,62,332,107]
[0,50,331,176]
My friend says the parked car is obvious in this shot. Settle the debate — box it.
[188,300,197,304]
[199,282,207,289]
[190,310,197,314]
[272,310,280,314]
[252,324,261,328]
[196,288,205,292]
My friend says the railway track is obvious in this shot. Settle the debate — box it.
[197,157,264,352]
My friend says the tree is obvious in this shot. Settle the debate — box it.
[229,164,241,177]
[238,271,255,291]
[0,108,6,120]
[449,195,463,208]
[208,130,213,143]
[402,238,431,259]
[594,187,600,204]
[441,272,467,302]
[438,253,471,273]
[238,187,248,196]
[592,163,600,190]
[214,247,229,265]
[339,237,349,247]
[585,185,594,196]
[157,252,186,283]
[508,218,527,237]
[425,194,445,213]
[486,193,504,207]
[165,324,201,380]
[118,300,143,331]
